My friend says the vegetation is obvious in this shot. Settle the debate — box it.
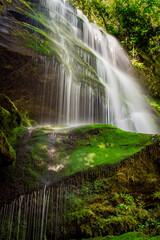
[83,232,160,239]
[0,123,159,238]
[56,124,153,176]
[0,94,32,166]
[0,0,160,239]
[64,156,160,238]
[145,96,160,115]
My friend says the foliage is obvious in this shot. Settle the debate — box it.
[61,127,160,239]
[64,169,160,238]
[69,0,160,56]
[144,96,160,115]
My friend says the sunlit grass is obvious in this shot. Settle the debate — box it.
[63,124,153,176]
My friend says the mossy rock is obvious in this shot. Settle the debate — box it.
[0,94,22,135]
[22,114,32,127]
[58,124,153,176]
[0,107,11,134]
[0,130,16,166]
[0,94,27,166]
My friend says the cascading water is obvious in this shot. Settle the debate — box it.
[0,185,66,240]
[37,0,159,133]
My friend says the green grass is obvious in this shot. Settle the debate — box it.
[61,124,153,176]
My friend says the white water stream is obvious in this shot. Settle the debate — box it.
[39,0,159,133]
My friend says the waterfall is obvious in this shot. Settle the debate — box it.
[36,0,159,133]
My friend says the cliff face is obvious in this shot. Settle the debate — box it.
[0,0,58,122]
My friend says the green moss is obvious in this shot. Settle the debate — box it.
[22,114,32,127]
[0,94,27,166]
[0,94,23,132]
[61,124,153,176]
[30,142,48,169]
[111,232,149,240]
[0,94,25,142]
[14,30,52,55]
[0,107,11,135]
[0,130,16,166]
[8,126,27,148]
[26,128,49,173]
[64,171,160,238]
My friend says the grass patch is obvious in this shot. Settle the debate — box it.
[57,124,153,176]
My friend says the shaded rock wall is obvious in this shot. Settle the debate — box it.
[0,0,59,122]
[0,47,58,122]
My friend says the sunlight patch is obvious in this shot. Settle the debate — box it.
[98,142,106,149]
[84,153,95,166]
[48,164,64,172]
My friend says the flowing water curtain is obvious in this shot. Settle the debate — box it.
[39,0,159,133]
[0,184,73,240]
[39,0,107,126]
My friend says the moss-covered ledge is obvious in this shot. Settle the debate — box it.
[55,124,155,176]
